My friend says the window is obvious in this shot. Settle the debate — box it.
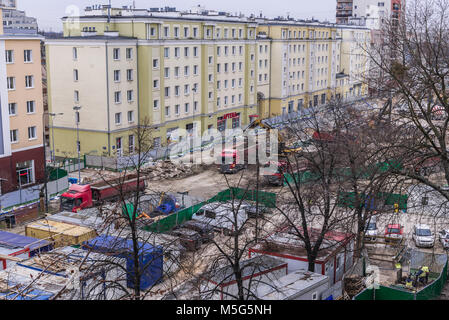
[127,110,134,123]
[184,47,189,57]
[153,79,159,89]
[115,112,122,125]
[175,86,180,96]
[26,101,35,114]
[175,104,180,115]
[184,27,189,38]
[114,70,121,82]
[165,106,170,117]
[126,48,133,59]
[184,66,189,76]
[127,90,134,102]
[74,90,79,103]
[153,59,159,69]
[193,27,198,37]
[232,114,240,128]
[208,74,212,82]
[174,47,180,57]
[5,50,13,63]
[163,26,169,37]
[129,135,135,153]
[6,77,16,90]
[164,86,170,98]
[113,48,120,60]
[24,50,32,62]
[174,67,179,77]
[25,75,34,88]
[8,103,17,115]
[127,69,133,81]
[193,46,198,57]
[10,129,18,143]
[209,56,213,64]
[73,47,78,60]
[174,27,179,38]
[153,99,159,109]
[164,67,170,78]
[16,161,34,186]
[312,292,318,300]
[114,91,121,104]
[217,64,221,73]
[73,69,78,81]
[184,103,189,113]
[184,84,189,95]
[164,47,170,58]
[28,126,36,140]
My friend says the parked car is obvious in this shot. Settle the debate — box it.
[412,224,435,248]
[168,227,203,252]
[385,224,404,242]
[192,202,248,236]
[182,220,214,243]
[364,217,378,241]
[439,230,449,249]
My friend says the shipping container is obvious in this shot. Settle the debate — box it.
[83,235,164,291]
[25,220,97,248]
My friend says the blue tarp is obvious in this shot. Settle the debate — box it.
[83,235,164,290]
[0,231,52,256]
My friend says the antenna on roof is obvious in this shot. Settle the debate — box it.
[107,0,111,23]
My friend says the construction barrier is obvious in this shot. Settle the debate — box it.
[354,254,448,300]
[143,188,277,233]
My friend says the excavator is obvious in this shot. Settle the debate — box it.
[241,118,305,185]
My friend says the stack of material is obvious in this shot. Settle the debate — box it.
[143,161,195,180]
[344,274,365,298]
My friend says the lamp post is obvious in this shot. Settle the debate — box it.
[73,106,82,184]
[192,85,198,152]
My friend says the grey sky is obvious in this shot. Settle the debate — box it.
[17,0,336,31]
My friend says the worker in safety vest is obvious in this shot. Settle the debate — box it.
[419,266,430,285]
[405,275,414,289]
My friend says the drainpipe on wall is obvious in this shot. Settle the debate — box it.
[105,41,111,156]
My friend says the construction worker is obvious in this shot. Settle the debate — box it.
[405,275,414,289]
[419,266,430,285]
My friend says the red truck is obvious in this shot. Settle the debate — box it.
[261,158,311,186]
[60,175,146,213]
[385,224,404,243]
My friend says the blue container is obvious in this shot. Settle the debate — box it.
[83,235,163,290]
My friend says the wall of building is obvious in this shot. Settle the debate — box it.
[5,38,44,151]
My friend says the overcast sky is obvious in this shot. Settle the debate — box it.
[17,0,336,31]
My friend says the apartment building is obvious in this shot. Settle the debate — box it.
[0,6,45,195]
[338,0,404,29]
[0,0,15,9]
[46,6,370,158]
[336,0,354,24]
[256,21,370,117]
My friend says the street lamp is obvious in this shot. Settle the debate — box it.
[73,106,82,184]
[48,112,64,163]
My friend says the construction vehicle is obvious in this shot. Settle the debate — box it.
[60,175,146,213]
[243,118,304,185]
[385,224,404,243]
[135,194,181,220]
[218,149,247,174]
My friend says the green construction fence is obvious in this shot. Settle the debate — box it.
[142,188,277,233]
[354,260,448,300]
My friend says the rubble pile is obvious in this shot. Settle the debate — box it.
[344,274,365,298]
[143,161,196,180]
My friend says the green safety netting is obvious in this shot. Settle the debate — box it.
[337,191,408,211]
[48,168,68,181]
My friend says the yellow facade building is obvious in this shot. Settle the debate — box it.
[46,6,370,158]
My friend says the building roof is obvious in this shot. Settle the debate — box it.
[0,231,50,252]
[255,269,329,299]
[45,35,137,41]
[203,255,287,285]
